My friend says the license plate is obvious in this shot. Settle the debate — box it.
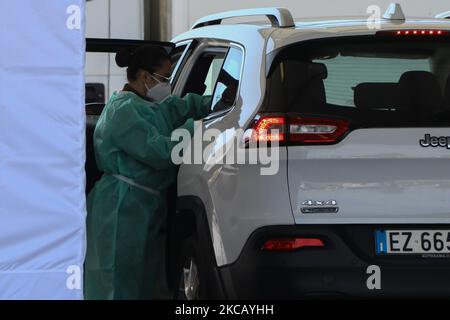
[375,230,450,255]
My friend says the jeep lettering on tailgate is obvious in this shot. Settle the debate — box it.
[420,134,450,149]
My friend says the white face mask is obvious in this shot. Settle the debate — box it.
[145,73,171,102]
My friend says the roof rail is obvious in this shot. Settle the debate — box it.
[192,7,295,29]
[435,11,450,19]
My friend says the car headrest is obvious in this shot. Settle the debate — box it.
[282,61,328,107]
[399,71,444,110]
[307,62,328,80]
[283,61,327,85]
[354,83,404,110]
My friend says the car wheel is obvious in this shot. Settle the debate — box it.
[175,237,207,300]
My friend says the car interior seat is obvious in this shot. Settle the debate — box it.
[283,61,328,112]
[354,83,404,111]
[445,69,450,107]
[399,71,446,122]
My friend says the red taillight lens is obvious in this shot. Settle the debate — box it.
[289,117,350,144]
[251,115,286,142]
[262,238,325,251]
[249,115,349,145]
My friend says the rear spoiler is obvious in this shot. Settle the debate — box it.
[86,38,175,54]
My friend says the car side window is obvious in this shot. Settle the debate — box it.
[203,56,226,96]
[210,47,244,114]
[170,45,188,75]
[170,41,197,86]
[181,49,227,97]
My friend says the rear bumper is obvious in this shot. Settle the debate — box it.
[218,225,450,299]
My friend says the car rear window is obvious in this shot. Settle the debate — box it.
[263,36,450,127]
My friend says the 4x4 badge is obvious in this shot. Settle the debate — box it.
[420,134,450,149]
[302,200,337,206]
[301,200,339,214]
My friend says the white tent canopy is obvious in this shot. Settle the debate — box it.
[0,0,86,299]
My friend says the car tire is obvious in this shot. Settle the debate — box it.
[174,236,209,300]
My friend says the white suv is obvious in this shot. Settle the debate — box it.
[163,5,450,299]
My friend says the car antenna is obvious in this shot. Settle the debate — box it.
[383,3,406,21]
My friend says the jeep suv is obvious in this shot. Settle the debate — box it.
[166,6,450,299]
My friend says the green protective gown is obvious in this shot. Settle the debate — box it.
[84,91,210,300]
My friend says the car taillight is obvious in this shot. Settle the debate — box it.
[262,238,325,251]
[289,117,350,144]
[248,115,349,145]
[251,115,286,142]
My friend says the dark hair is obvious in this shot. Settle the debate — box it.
[115,46,170,81]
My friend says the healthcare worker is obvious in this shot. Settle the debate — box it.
[84,45,210,300]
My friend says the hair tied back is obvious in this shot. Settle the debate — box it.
[115,48,135,68]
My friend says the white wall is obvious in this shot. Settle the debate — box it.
[85,0,145,99]
[171,0,450,37]
[86,0,144,39]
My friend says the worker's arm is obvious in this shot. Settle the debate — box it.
[111,103,194,170]
[159,93,211,128]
